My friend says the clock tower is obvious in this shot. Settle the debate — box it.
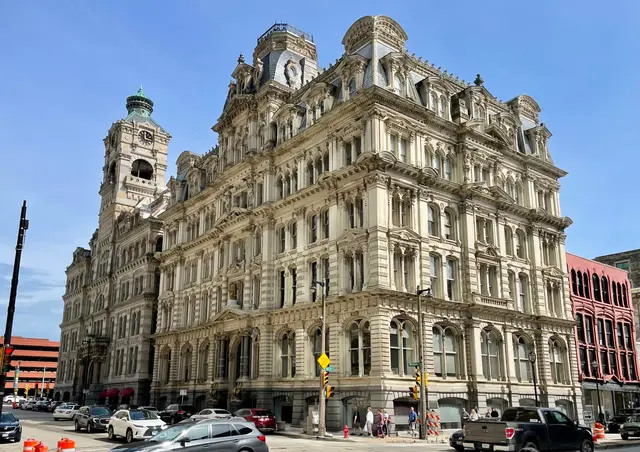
[99,88,171,235]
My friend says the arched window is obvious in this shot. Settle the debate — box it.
[393,75,403,96]
[583,272,591,299]
[444,210,456,240]
[617,282,623,306]
[612,283,618,305]
[201,291,209,324]
[280,332,296,378]
[505,227,514,256]
[390,318,415,375]
[549,339,566,384]
[276,175,284,200]
[181,346,193,382]
[254,228,262,256]
[577,271,584,297]
[592,274,601,301]
[602,276,610,303]
[348,320,371,376]
[571,270,578,295]
[443,157,453,181]
[311,327,330,377]
[159,348,171,385]
[481,329,502,380]
[348,78,356,97]
[513,335,533,382]
[433,325,458,378]
[623,284,628,307]
[131,159,153,180]
[198,342,209,383]
[515,230,527,259]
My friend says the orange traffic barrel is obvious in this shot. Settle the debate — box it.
[57,438,75,452]
[34,442,49,452]
[23,438,39,452]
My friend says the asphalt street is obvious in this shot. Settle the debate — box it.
[4,406,640,452]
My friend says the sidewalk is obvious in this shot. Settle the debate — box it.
[595,432,640,449]
[274,426,454,445]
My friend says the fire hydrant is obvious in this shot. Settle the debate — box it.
[343,425,349,438]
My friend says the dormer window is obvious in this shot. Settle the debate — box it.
[393,75,403,96]
[348,78,356,98]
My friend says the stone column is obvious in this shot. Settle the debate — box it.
[240,335,250,379]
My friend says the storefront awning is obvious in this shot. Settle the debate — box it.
[120,387,134,397]
[105,388,120,398]
[99,390,108,398]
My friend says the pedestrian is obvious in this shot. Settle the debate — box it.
[353,406,362,436]
[470,409,479,421]
[408,407,418,438]
[485,408,492,418]
[366,406,374,437]
[377,409,385,438]
[383,410,389,436]
[491,408,499,418]
[461,408,470,425]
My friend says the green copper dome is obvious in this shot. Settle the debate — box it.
[126,86,154,117]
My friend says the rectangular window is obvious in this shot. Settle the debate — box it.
[625,323,632,349]
[310,215,318,243]
[585,316,594,344]
[615,260,630,271]
[621,352,629,380]
[606,320,614,347]
[630,354,637,380]
[310,262,318,302]
[290,223,297,249]
[354,136,362,158]
[446,259,455,300]
[390,134,398,155]
[322,210,329,239]
[399,138,408,162]
[345,142,352,165]
[609,351,617,375]
[322,257,330,297]
[597,319,605,346]
[618,322,625,349]
[601,350,609,375]
[430,255,439,297]
[291,268,297,305]
[278,228,286,253]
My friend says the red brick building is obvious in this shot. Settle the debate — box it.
[0,336,59,397]
[567,253,639,419]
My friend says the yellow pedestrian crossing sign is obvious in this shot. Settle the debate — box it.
[317,353,330,369]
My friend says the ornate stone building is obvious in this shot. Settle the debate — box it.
[56,89,171,405]
[150,16,582,429]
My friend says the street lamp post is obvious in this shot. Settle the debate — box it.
[312,281,327,437]
[592,360,603,422]
[81,338,92,405]
[416,286,433,440]
[528,351,539,407]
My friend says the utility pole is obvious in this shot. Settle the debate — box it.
[313,281,327,437]
[41,367,46,397]
[416,286,433,440]
[0,201,28,415]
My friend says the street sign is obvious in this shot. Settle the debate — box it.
[324,366,335,372]
[408,362,421,367]
[179,389,187,396]
[317,353,330,369]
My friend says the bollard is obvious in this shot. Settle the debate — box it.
[34,442,49,452]
[57,437,76,452]
[23,438,39,452]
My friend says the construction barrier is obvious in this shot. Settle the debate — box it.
[34,442,48,452]
[23,438,39,452]
[57,438,76,452]
[593,422,605,442]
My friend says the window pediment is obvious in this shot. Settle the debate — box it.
[388,227,421,243]
[336,230,367,247]
[210,308,248,323]
[475,245,500,261]
[542,267,564,280]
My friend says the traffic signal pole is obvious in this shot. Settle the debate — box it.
[0,201,28,415]
[318,283,327,437]
[416,287,431,440]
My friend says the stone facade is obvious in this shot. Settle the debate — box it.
[56,89,171,406]
[567,253,639,420]
[150,16,582,430]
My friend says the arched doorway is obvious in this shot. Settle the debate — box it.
[342,396,365,429]
[437,397,466,430]
[54,392,60,401]
[273,395,293,423]
[63,391,70,402]
[486,397,508,417]
[394,396,419,431]
[195,395,206,411]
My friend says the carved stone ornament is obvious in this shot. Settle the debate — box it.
[253,57,264,87]
[284,59,299,88]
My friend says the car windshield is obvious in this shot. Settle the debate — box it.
[149,424,188,442]
[0,414,16,423]
[130,410,159,420]
[90,407,111,416]
[253,410,274,417]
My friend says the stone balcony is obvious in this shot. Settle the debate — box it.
[78,335,111,361]
[472,293,509,309]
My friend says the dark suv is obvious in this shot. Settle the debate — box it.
[158,404,196,425]
[74,405,112,433]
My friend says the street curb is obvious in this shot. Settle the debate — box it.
[273,431,448,444]
[274,431,356,442]
[595,443,635,450]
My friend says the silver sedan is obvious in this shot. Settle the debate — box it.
[190,408,232,421]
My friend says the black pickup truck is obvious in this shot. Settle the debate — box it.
[462,407,593,452]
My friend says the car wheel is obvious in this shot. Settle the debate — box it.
[108,426,115,440]
[622,433,629,440]
[580,439,594,452]
[14,432,21,443]
[126,429,133,443]
[523,442,539,451]
[87,422,92,433]
[74,421,80,432]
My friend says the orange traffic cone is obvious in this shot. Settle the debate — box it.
[57,438,75,452]
[23,438,39,452]
[34,442,48,452]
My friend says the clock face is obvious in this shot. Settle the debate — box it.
[139,130,153,145]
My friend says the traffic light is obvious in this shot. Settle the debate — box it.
[322,371,329,386]
[415,370,421,385]
[409,386,419,400]
[1,346,15,373]
[325,385,334,399]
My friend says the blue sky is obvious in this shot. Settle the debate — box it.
[1,0,639,340]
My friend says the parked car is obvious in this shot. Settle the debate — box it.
[53,404,81,421]
[138,406,158,412]
[234,408,276,433]
[157,404,196,425]
[191,408,232,421]
[35,400,49,411]
[449,429,464,451]
[620,414,640,440]
[108,418,268,452]
[108,409,167,443]
[607,415,628,433]
[23,399,37,410]
[463,407,593,452]
[74,405,112,433]
[0,412,22,443]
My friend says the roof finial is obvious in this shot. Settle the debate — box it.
[474,74,484,86]
[238,53,245,64]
